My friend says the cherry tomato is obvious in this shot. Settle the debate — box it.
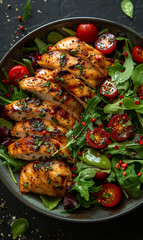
[8,65,30,87]
[97,183,121,207]
[76,23,99,43]
[108,114,133,142]
[137,85,143,98]
[85,127,110,149]
[100,79,118,98]
[132,46,143,63]
[94,171,109,180]
[95,33,117,55]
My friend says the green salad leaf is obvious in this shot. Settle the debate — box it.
[34,37,52,54]
[11,218,29,239]
[0,118,13,130]
[47,31,63,44]
[111,156,142,198]
[40,195,61,210]
[62,27,76,36]
[132,63,143,92]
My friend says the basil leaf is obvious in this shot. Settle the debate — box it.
[22,0,32,21]
[40,195,61,210]
[121,0,133,19]
[0,118,13,130]
[132,63,143,92]
[11,218,29,239]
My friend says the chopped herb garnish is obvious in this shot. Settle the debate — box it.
[53,97,59,101]
[45,81,51,87]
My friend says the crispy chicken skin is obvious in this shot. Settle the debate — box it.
[8,135,73,162]
[38,51,105,89]
[19,160,72,197]
[11,118,67,138]
[20,77,83,120]
[5,98,76,129]
[35,68,96,108]
[51,37,112,77]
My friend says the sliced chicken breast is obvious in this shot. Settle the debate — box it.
[38,51,105,89]
[19,160,72,197]
[35,68,96,108]
[51,37,112,77]
[5,98,76,129]
[11,118,67,138]
[8,135,72,162]
[20,77,83,121]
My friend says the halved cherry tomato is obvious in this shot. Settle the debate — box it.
[76,23,99,43]
[137,85,143,98]
[108,114,133,142]
[85,127,110,149]
[132,46,143,63]
[94,171,109,180]
[8,65,30,87]
[100,79,118,98]
[97,183,121,207]
[95,33,117,55]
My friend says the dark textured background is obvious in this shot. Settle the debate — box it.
[0,0,143,239]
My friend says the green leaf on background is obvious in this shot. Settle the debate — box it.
[23,0,32,21]
[121,0,133,19]
[11,218,29,239]
[62,27,76,36]
[40,195,61,210]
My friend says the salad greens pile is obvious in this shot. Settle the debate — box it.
[0,25,143,213]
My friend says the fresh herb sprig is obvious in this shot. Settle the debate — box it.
[11,218,29,239]
[22,0,32,21]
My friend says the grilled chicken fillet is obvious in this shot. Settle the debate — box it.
[35,68,96,108]
[19,160,72,197]
[51,37,112,77]
[11,118,67,138]
[8,135,72,162]
[5,98,76,129]
[20,77,83,120]
[38,51,105,89]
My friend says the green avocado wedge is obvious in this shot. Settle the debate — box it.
[78,147,111,170]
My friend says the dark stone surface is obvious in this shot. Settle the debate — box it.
[0,0,143,239]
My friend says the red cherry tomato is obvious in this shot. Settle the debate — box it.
[100,79,118,98]
[95,33,117,55]
[108,114,133,142]
[137,85,143,98]
[94,171,109,180]
[76,23,99,43]
[97,183,121,207]
[85,127,110,149]
[8,65,30,87]
[132,46,143,63]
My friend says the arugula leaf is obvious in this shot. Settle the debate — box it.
[40,195,61,210]
[11,218,29,239]
[132,63,143,92]
[0,148,27,172]
[7,164,17,184]
[106,137,143,159]
[21,45,38,53]
[121,0,133,19]
[111,156,142,198]
[107,39,135,91]
[22,0,32,21]
[103,99,126,114]
[0,118,13,130]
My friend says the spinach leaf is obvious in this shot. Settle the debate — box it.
[121,0,133,19]
[111,156,142,198]
[40,195,61,210]
[62,27,76,36]
[11,218,29,239]
[0,118,13,130]
[47,32,63,44]
[132,63,143,92]
[34,37,51,54]
[22,0,32,21]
